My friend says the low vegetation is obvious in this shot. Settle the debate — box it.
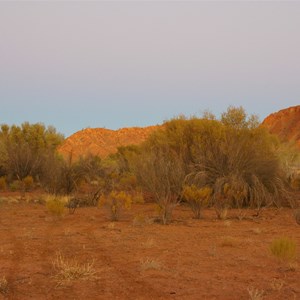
[52,252,97,284]
[269,237,297,264]
[99,190,132,221]
[45,196,67,218]
[0,106,299,225]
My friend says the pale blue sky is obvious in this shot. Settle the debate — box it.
[0,1,299,137]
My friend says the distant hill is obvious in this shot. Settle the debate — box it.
[262,105,300,147]
[58,126,160,160]
[58,106,300,161]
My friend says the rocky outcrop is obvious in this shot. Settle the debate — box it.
[262,105,300,147]
[58,126,160,160]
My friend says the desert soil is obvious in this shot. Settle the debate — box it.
[0,193,299,300]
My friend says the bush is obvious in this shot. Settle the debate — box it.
[133,146,185,224]
[0,177,7,191]
[9,180,21,192]
[99,191,132,221]
[270,237,297,263]
[23,175,34,191]
[46,196,66,218]
[182,185,212,219]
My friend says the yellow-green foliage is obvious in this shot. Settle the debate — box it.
[183,185,212,218]
[46,195,66,217]
[99,191,132,221]
[270,237,297,263]
[23,175,34,191]
[0,177,7,191]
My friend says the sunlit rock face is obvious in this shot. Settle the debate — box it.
[262,105,300,148]
[58,125,160,160]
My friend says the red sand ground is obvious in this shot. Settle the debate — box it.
[0,193,299,300]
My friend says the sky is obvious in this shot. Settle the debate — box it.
[0,1,300,137]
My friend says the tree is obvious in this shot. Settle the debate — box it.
[221,106,260,129]
[0,122,64,183]
[133,145,185,224]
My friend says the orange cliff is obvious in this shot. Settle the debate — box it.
[262,105,300,147]
[57,126,160,160]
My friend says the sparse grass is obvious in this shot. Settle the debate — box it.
[269,237,297,263]
[52,252,97,285]
[142,238,156,249]
[0,276,8,295]
[237,209,247,220]
[217,207,228,220]
[270,278,284,291]
[223,220,231,227]
[140,258,161,271]
[247,287,264,300]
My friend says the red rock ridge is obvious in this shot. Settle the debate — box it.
[58,126,160,160]
[262,105,300,147]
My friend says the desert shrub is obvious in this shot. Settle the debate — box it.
[212,179,248,219]
[99,191,132,221]
[270,237,297,263]
[9,180,21,192]
[190,113,289,212]
[0,176,7,191]
[45,195,66,217]
[132,146,185,225]
[182,185,212,218]
[0,123,64,182]
[23,175,34,191]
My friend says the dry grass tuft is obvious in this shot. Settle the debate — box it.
[52,253,97,284]
[142,238,156,249]
[247,287,264,300]
[0,276,8,295]
[269,237,297,263]
[270,278,284,291]
[140,258,161,271]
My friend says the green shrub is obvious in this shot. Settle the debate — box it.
[270,237,297,263]
[99,191,132,221]
[183,185,212,219]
